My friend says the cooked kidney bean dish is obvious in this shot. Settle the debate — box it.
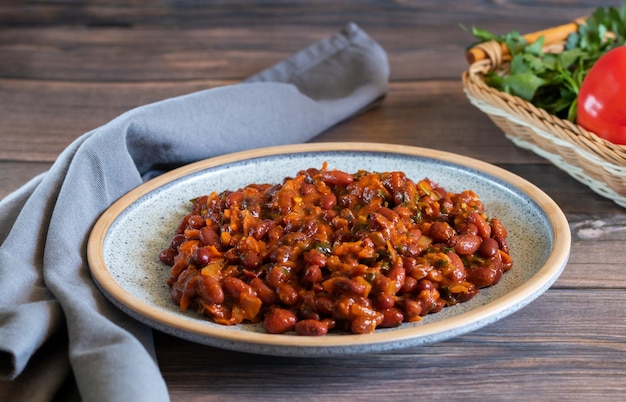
[159,165,513,336]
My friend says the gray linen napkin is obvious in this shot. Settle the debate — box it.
[0,23,388,402]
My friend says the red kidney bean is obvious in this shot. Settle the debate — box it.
[439,196,453,214]
[295,319,328,336]
[303,249,327,267]
[176,214,191,234]
[301,168,319,182]
[322,276,366,296]
[162,167,514,336]
[197,275,224,305]
[322,209,338,221]
[193,247,212,266]
[478,237,499,258]
[373,294,396,310]
[222,276,254,300]
[300,182,316,195]
[314,295,335,316]
[379,307,404,328]
[267,225,284,244]
[433,186,447,198]
[252,219,273,240]
[319,193,337,210]
[225,191,244,208]
[240,250,262,269]
[337,193,358,209]
[403,299,423,321]
[350,315,381,334]
[302,265,323,286]
[170,286,183,305]
[383,171,406,194]
[451,284,478,303]
[320,170,353,186]
[298,293,321,320]
[393,204,413,220]
[467,211,491,239]
[451,233,482,255]
[266,265,287,288]
[223,248,240,264]
[187,215,205,229]
[399,276,418,294]
[321,318,336,331]
[467,266,498,288]
[170,233,186,249]
[495,235,510,255]
[376,207,400,225]
[457,223,478,236]
[263,307,297,334]
[430,299,445,313]
[387,264,406,293]
[402,256,417,271]
[276,282,299,306]
[249,277,276,305]
[446,251,462,270]
[159,248,177,266]
[489,254,504,283]
[369,212,393,240]
[446,251,467,282]
[491,218,508,239]
[429,221,455,243]
[467,254,503,288]
[416,279,435,292]
[199,226,220,247]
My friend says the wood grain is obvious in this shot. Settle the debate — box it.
[2,1,626,400]
[155,288,626,400]
[0,79,541,163]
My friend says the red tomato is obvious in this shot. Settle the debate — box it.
[576,46,626,145]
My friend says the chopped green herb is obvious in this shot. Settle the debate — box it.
[466,3,626,121]
[364,272,377,283]
[315,242,332,254]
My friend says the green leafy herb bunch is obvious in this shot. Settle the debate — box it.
[468,4,626,122]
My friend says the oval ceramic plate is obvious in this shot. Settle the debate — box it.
[88,142,571,356]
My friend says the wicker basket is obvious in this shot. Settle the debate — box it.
[462,22,626,208]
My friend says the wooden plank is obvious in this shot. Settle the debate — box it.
[0,78,233,161]
[1,2,623,83]
[0,1,617,30]
[0,24,535,81]
[154,289,626,400]
[0,79,539,163]
[0,161,50,199]
[2,2,626,400]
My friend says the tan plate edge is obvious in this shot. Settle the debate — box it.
[87,142,571,349]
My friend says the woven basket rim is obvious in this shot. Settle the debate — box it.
[463,55,626,167]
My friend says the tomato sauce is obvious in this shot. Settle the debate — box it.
[159,165,513,335]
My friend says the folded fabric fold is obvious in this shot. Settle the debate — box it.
[0,22,388,402]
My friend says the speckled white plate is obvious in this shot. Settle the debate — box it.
[87,142,571,357]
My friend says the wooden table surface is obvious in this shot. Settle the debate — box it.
[2,1,626,401]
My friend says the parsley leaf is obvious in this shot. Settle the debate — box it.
[469,3,626,122]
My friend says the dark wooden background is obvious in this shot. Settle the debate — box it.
[2,1,626,400]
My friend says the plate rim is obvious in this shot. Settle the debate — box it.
[87,142,571,353]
